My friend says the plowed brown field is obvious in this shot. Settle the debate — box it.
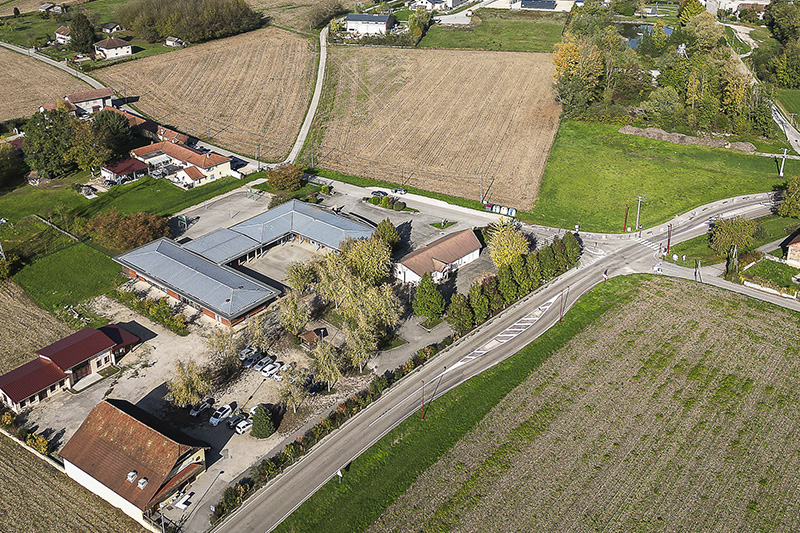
[97,27,316,162]
[0,47,90,122]
[0,0,88,17]
[246,0,358,31]
[372,278,800,532]
[0,437,144,532]
[306,47,560,209]
[0,280,73,374]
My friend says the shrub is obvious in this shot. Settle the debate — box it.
[321,184,331,194]
[1,411,14,427]
[369,375,389,396]
[393,201,406,211]
[270,191,293,208]
[25,433,50,455]
[251,406,276,439]
[308,0,345,27]
[370,197,381,205]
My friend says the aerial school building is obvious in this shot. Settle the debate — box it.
[115,200,374,326]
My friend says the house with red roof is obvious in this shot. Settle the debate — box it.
[0,325,138,413]
[131,141,236,188]
[101,157,149,184]
[65,87,115,115]
[394,229,482,284]
[61,399,209,528]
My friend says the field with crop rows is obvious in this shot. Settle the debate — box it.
[0,437,144,532]
[97,27,316,162]
[371,278,800,532]
[0,47,89,122]
[306,47,560,209]
[0,281,73,374]
[0,0,88,16]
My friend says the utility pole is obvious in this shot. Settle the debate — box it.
[420,380,426,420]
[789,112,798,128]
[666,223,672,254]
[635,195,646,234]
[479,175,483,203]
[780,148,788,178]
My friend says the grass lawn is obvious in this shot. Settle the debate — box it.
[668,214,800,266]
[521,120,797,232]
[275,274,645,533]
[0,180,89,223]
[392,9,412,21]
[13,243,123,322]
[777,88,800,119]
[252,178,321,200]
[418,9,567,52]
[743,259,800,289]
[430,221,456,229]
[0,216,76,262]
[724,25,751,54]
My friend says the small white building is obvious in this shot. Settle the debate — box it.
[414,0,446,10]
[509,0,557,9]
[165,36,185,47]
[394,229,482,284]
[39,3,62,13]
[94,36,132,60]
[55,26,71,45]
[344,13,396,35]
[102,22,123,34]
[65,87,114,115]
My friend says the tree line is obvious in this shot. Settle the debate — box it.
[751,0,800,88]
[118,0,265,43]
[554,0,773,138]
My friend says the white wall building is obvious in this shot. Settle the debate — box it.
[94,36,133,60]
[394,229,483,284]
[344,14,396,35]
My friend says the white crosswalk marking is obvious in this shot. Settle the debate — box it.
[636,238,660,251]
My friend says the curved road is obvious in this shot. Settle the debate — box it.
[212,194,782,533]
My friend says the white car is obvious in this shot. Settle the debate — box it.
[260,362,282,378]
[209,404,234,426]
[270,361,286,381]
[249,404,267,417]
[189,399,212,417]
[253,356,274,372]
[234,418,253,434]
[239,346,258,361]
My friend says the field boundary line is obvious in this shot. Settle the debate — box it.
[31,214,79,241]
[0,427,65,472]
[287,26,328,163]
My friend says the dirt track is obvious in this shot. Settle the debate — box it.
[307,47,561,209]
[371,277,800,532]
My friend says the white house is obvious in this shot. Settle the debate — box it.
[94,36,132,60]
[39,3,62,13]
[60,399,209,531]
[414,0,446,10]
[55,26,71,45]
[394,229,482,284]
[509,0,557,9]
[131,141,236,188]
[344,14,396,35]
[65,87,114,115]
[165,36,185,47]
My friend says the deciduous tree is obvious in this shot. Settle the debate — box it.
[279,368,309,414]
[710,216,757,255]
[412,273,445,321]
[340,237,391,284]
[374,218,400,250]
[778,175,800,218]
[486,218,529,269]
[23,108,74,178]
[92,108,132,157]
[166,359,212,407]
[446,293,473,336]
[0,143,25,188]
[469,281,489,324]
[678,0,704,25]
[267,164,303,191]
[312,341,342,392]
[85,209,170,251]
[285,260,318,294]
[344,323,377,373]
[68,120,112,177]
[251,405,275,438]
[279,291,310,335]
[497,267,518,305]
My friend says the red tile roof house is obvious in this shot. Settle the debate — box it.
[131,141,236,188]
[394,229,482,284]
[65,87,115,116]
[55,25,71,45]
[61,399,209,530]
[101,157,149,184]
[94,36,133,60]
[0,325,139,413]
[103,107,192,144]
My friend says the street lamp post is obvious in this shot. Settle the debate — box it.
[635,195,646,233]
[420,380,425,420]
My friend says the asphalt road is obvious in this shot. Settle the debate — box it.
[212,195,778,533]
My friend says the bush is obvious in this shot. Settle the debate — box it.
[85,209,170,253]
[25,433,50,455]
[251,406,276,439]
[321,184,331,194]
[370,196,381,205]
[393,201,406,211]
[270,191,293,208]
[267,164,303,191]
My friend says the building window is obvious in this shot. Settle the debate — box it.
[50,385,56,392]
[59,380,65,387]
[19,400,25,408]
[104,355,110,364]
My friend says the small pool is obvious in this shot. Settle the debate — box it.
[616,23,673,50]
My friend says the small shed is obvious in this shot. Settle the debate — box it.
[102,23,123,33]
[165,36,185,47]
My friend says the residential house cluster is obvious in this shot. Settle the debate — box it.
[0,326,139,414]
[130,141,236,188]
[53,24,132,60]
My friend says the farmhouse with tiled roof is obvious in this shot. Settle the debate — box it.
[94,36,132,60]
[394,229,482,284]
[61,399,210,529]
[55,25,71,44]
[65,87,114,115]
[131,141,234,187]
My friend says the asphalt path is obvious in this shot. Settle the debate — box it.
[212,195,778,533]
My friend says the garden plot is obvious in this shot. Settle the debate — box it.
[371,277,800,532]
[306,47,560,209]
[97,27,316,162]
[0,46,89,122]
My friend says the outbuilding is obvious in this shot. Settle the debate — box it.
[344,13,395,35]
[65,87,114,115]
[101,158,149,184]
[394,229,482,284]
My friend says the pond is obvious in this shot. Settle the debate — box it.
[616,23,673,50]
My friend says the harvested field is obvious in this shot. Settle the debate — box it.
[0,437,144,532]
[0,47,89,122]
[0,280,73,374]
[97,27,316,162]
[372,278,800,532]
[0,0,88,17]
[246,0,357,31]
[306,48,560,209]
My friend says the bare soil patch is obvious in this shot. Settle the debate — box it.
[97,27,316,162]
[0,437,144,532]
[306,47,560,209]
[371,277,800,532]
[0,47,90,122]
[0,280,73,374]
[619,125,757,152]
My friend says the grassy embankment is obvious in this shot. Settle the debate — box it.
[275,275,646,532]
[418,9,566,52]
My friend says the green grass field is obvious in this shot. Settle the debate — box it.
[724,25,751,54]
[521,121,796,232]
[777,88,800,119]
[13,243,123,321]
[275,275,645,533]
[743,259,800,289]
[668,214,800,266]
[418,9,566,52]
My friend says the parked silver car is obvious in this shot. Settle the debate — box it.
[209,404,234,426]
[253,355,274,372]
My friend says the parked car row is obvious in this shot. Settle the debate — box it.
[240,347,287,380]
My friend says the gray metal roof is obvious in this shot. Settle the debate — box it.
[182,228,260,265]
[114,238,279,320]
[345,13,392,22]
[230,199,374,251]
